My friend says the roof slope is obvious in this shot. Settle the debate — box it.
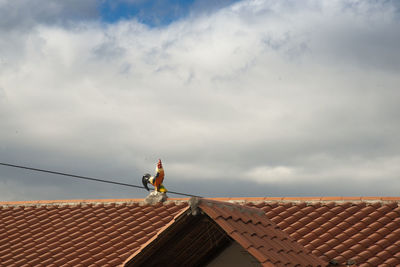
[125,198,326,267]
[197,199,327,267]
[0,199,188,267]
[244,198,400,266]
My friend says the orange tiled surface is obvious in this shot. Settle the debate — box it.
[245,200,400,266]
[1,197,400,266]
[0,200,187,267]
[198,199,327,267]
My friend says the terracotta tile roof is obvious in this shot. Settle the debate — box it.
[242,197,400,266]
[1,197,400,266]
[233,197,400,267]
[0,199,188,267]
[197,199,327,267]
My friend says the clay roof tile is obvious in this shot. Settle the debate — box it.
[382,257,400,266]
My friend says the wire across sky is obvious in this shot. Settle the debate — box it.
[0,162,201,198]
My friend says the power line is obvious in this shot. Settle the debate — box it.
[0,162,201,198]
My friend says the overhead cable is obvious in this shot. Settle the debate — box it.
[0,162,201,198]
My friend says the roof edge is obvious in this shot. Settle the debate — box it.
[0,198,190,207]
[212,196,400,203]
[192,197,265,216]
[1,196,400,206]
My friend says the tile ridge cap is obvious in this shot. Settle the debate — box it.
[0,197,190,207]
[197,198,265,216]
[207,196,400,203]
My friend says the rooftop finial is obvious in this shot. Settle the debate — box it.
[143,159,168,204]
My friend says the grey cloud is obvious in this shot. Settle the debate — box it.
[255,1,400,70]
[0,139,147,201]
[0,87,5,99]
[1,0,400,201]
[0,1,98,72]
[0,0,98,31]
[92,40,126,61]
[309,24,400,71]
[189,0,240,16]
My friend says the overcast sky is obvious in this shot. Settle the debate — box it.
[0,0,400,201]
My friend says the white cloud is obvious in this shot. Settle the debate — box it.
[0,0,400,200]
[245,165,296,183]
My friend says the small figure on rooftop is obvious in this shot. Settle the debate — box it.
[142,159,167,193]
[142,159,168,204]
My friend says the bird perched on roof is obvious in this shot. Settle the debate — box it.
[142,159,167,193]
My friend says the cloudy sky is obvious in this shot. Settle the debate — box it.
[0,0,399,201]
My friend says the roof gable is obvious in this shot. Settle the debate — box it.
[125,198,327,267]
[123,202,230,266]
[207,241,263,266]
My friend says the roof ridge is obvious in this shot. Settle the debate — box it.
[210,196,400,202]
[197,198,265,216]
[1,196,399,206]
[0,198,189,207]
